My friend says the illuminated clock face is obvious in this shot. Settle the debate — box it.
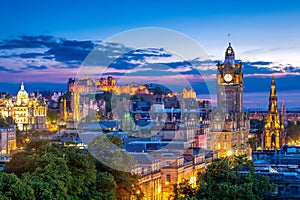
[227,48,232,54]
[224,73,233,82]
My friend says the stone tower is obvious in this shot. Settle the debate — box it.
[209,43,250,157]
[263,75,284,150]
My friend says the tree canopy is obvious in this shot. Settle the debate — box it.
[174,154,275,200]
[285,123,300,143]
[0,172,35,200]
[3,140,139,199]
[46,109,58,123]
[248,119,264,150]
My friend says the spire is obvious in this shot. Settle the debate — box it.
[269,75,278,113]
[264,74,282,150]
[225,43,235,64]
[21,82,24,90]
[270,74,276,97]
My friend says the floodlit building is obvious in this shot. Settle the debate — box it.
[209,43,250,157]
[0,83,47,131]
[129,149,216,200]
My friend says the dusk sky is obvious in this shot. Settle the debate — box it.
[1,0,300,108]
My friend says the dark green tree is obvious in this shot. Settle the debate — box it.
[107,135,123,148]
[22,158,72,200]
[285,123,300,143]
[5,139,138,199]
[16,130,28,148]
[5,140,96,199]
[46,109,58,123]
[95,172,117,199]
[174,155,275,200]
[174,179,196,200]
[93,149,140,200]
[0,172,35,200]
[88,135,136,172]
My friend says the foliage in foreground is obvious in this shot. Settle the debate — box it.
[3,140,139,200]
[174,154,275,200]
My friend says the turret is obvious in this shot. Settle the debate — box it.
[225,42,235,64]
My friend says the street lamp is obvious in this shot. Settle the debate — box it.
[227,150,233,157]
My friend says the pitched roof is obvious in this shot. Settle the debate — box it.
[129,152,160,164]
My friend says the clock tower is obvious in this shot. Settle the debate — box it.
[216,43,243,113]
[208,43,250,157]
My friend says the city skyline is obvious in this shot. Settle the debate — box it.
[1,0,300,108]
[1,2,300,199]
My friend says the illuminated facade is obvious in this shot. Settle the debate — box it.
[97,75,116,87]
[182,87,196,99]
[263,76,285,150]
[130,151,216,200]
[209,43,250,157]
[0,128,16,154]
[65,75,152,124]
[0,83,47,131]
[158,152,207,200]
[166,88,196,99]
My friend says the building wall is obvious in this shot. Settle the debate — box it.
[0,128,16,154]
[132,152,214,200]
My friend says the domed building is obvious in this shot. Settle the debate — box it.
[16,83,29,105]
[0,83,47,131]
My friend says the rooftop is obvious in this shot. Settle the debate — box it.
[129,152,160,164]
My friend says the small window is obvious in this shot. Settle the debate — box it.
[166,174,171,182]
